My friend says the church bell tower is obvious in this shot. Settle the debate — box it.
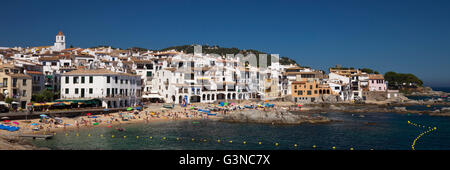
[54,31,66,51]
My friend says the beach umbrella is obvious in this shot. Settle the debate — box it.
[127,107,133,111]
[12,122,19,125]
[3,120,10,123]
[87,113,92,116]
[1,117,9,120]
[40,114,47,117]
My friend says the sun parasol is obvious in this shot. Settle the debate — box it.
[12,122,19,125]
[87,113,92,116]
[127,107,133,111]
[1,117,9,120]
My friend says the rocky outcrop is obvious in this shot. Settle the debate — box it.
[393,107,407,112]
[221,109,331,125]
[407,86,449,96]
[317,95,340,103]
[0,136,48,150]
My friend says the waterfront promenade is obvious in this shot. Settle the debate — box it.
[0,107,130,120]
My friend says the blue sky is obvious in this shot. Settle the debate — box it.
[1,0,450,87]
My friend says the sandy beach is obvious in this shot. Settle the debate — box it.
[0,101,295,139]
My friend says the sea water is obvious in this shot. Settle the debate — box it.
[32,111,450,150]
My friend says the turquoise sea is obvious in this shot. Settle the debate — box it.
[32,110,450,150]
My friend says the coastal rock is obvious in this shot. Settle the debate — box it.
[318,95,340,103]
[407,86,449,97]
[393,107,407,112]
[329,105,344,110]
[0,136,48,150]
[221,109,330,125]
[440,107,450,113]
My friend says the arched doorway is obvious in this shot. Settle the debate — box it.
[217,93,225,100]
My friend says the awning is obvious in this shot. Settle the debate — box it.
[142,94,163,99]
[54,99,101,105]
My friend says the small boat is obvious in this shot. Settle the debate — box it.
[359,115,365,118]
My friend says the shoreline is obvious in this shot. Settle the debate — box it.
[2,100,450,150]
[0,104,223,150]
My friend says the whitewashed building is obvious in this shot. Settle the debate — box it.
[60,69,142,108]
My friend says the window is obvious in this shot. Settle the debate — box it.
[12,78,17,87]
[314,90,317,94]
[75,88,79,94]
[115,76,118,83]
[89,88,93,94]
[310,85,312,89]
[65,77,69,83]
[23,79,27,86]
[89,76,93,83]
[81,77,85,84]
[107,76,111,83]
[107,88,110,96]
[65,88,69,94]
[2,78,8,87]
[120,79,123,84]
[307,91,312,95]
[73,77,79,84]
[23,90,26,97]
